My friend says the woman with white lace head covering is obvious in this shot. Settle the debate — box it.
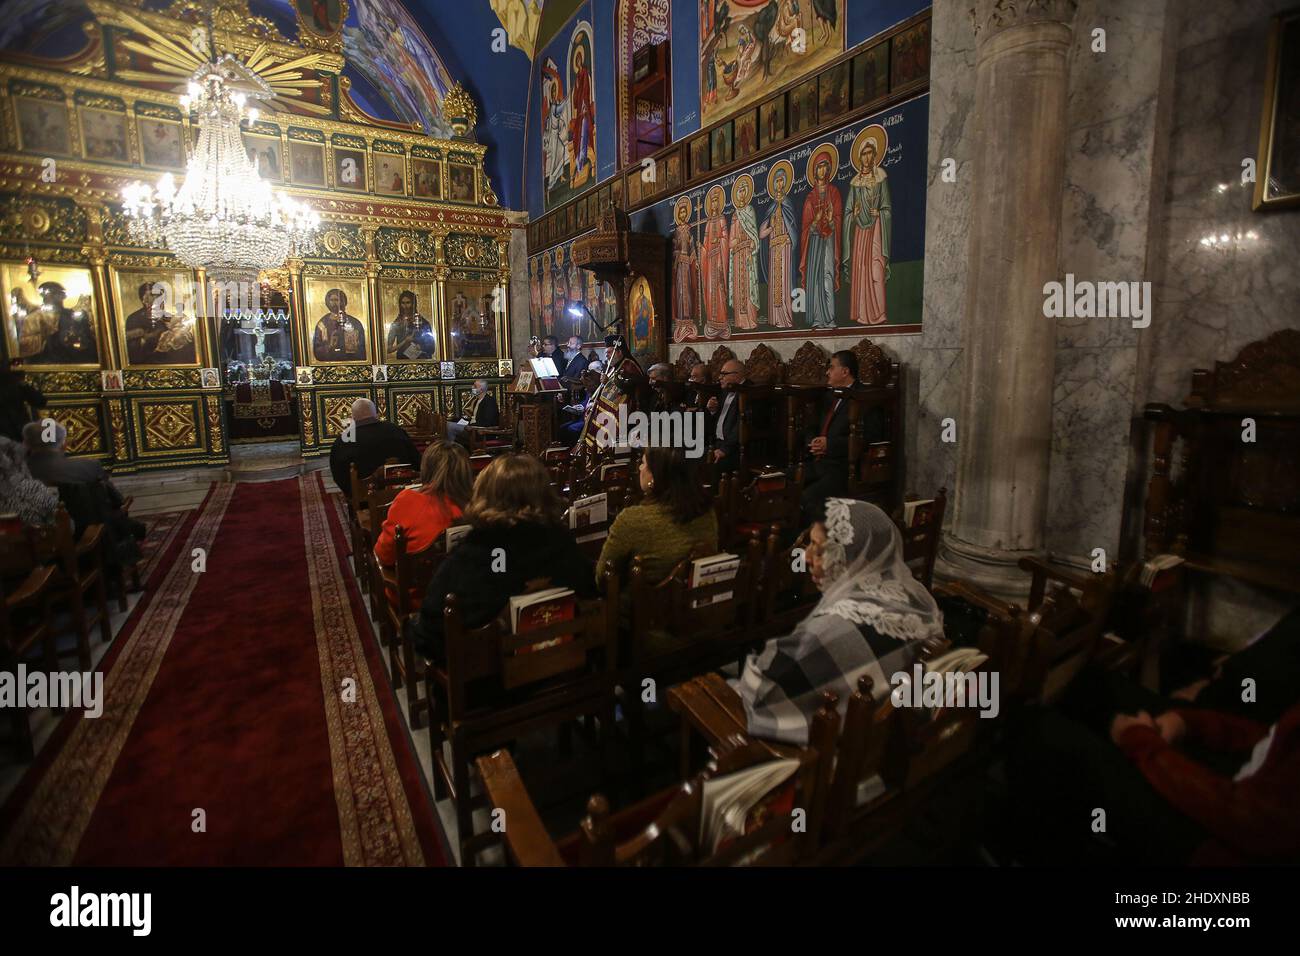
[736,498,944,744]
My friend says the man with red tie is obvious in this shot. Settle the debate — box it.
[800,350,876,524]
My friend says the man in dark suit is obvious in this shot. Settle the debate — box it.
[539,335,566,377]
[329,398,420,492]
[447,379,500,445]
[559,335,589,383]
[707,359,746,473]
[800,350,877,524]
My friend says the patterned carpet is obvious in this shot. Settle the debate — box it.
[0,476,444,866]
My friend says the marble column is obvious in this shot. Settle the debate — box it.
[936,0,1078,601]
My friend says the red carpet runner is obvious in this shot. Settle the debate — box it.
[0,475,444,865]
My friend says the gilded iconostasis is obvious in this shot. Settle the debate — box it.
[0,0,513,468]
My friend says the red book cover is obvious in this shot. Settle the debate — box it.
[513,592,577,654]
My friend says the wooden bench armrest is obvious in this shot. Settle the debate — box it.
[1017,556,1090,592]
[933,580,1018,620]
[475,750,566,867]
[6,566,56,609]
[75,523,105,556]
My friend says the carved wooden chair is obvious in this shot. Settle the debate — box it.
[895,488,947,591]
[424,574,619,865]
[380,524,455,727]
[728,469,803,547]
[476,708,834,867]
[0,565,58,760]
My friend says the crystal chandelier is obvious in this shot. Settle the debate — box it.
[121,53,319,284]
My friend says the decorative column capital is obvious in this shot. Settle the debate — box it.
[970,0,1077,42]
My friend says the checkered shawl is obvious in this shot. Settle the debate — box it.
[734,615,919,745]
[734,498,942,745]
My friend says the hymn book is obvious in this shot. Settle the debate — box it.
[690,553,740,608]
[1140,553,1185,590]
[444,525,471,550]
[568,493,609,545]
[903,498,936,528]
[508,587,576,654]
[698,758,800,853]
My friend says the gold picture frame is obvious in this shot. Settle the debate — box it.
[412,157,442,198]
[1254,8,1300,210]
[288,139,327,186]
[377,278,439,363]
[374,152,408,197]
[333,146,368,191]
[109,267,202,369]
[444,276,502,360]
[137,115,185,169]
[13,94,70,156]
[79,106,130,163]
[303,276,371,365]
[1,262,101,369]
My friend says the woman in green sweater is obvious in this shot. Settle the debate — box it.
[597,446,719,589]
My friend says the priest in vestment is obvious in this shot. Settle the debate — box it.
[800,154,843,330]
[843,138,892,325]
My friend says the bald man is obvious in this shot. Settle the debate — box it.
[707,359,745,472]
[328,397,419,492]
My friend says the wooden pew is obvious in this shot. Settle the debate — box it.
[424,574,620,865]
[476,701,838,867]
[896,488,947,591]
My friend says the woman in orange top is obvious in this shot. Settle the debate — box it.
[374,441,474,594]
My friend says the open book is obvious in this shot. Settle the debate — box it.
[690,553,740,608]
[1140,553,1185,589]
[903,498,937,529]
[568,493,609,545]
[699,758,800,853]
[444,524,471,550]
[925,646,989,675]
[528,356,558,378]
[508,586,576,654]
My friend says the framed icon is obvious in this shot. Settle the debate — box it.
[109,267,201,368]
[303,276,371,364]
[374,152,407,196]
[242,132,283,182]
[79,106,130,162]
[333,147,367,191]
[289,140,327,186]
[412,158,442,198]
[13,94,70,155]
[137,115,185,169]
[378,279,438,362]
[445,277,501,360]
[1,263,100,369]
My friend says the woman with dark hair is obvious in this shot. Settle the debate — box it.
[374,441,473,594]
[597,447,718,589]
[410,453,596,661]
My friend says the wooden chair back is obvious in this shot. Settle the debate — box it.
[478,702,838,867]
[392,524,449,615]
[440,573,618,718]
[731,470,800,542]
[896,488,947,591]
[1019,560,1118,706]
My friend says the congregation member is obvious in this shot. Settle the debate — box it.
[646,363,676,413]
[0,359,44,441]
[559,335,589,382]
[537,334,566,374]
[558,361,602,445]
[373,441,473,599]
[447,379,500,444]
[707,359,745,473]
[0,434,57,527]
[800,350,871,525]
[737,498,942,745]
[22,419,145,566]
[409,453,596,663]
[328,398,420,492]
[596,448,718,595]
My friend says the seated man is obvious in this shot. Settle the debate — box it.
[559,335,589,384]
[558,361,602,445]
[447,379,500,446]
[328,398,420,492]
[22,419,145,566]
[646,362,676,413]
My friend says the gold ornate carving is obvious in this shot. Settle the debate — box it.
[108,399,129,462]
[0,194,88,245]
[375,227,437,263]
[311,365,371,384]
[204,394,224,454]
[394,391,432,427]
[444,232,499,268]
[140,401,200,450]
[386,363,441,382]
[26,371,100,394]
[443,83,478,138]
[56,404,105,455]
[124,369,201,390]
[300,392,316,445]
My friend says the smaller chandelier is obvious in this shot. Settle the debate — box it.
[121,55,319,283]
